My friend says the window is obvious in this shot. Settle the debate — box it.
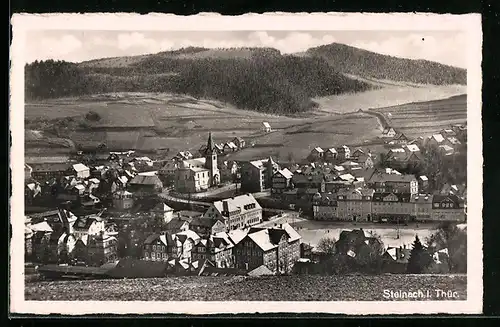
[152,252,156,259]
[162,246,165,252]
[153,245,156,251]
[145,252,149,258]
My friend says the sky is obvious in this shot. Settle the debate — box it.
[25,30,467,68]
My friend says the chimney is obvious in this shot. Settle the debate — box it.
[223,200,229,214]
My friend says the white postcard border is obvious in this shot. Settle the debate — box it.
[10,12,483,315]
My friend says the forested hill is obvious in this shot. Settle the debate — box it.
[25,48,372,114]
[305,43,467,85]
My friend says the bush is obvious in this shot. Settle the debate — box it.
[85,111,102,121]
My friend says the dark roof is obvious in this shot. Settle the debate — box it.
[191,217,219,228]
[166,218,188,230]
[129,175,162,185]
[73,216,101,230]
[268,228,288,245]
[368,173,417,183]
[432,194,463,204]
[372,192,412,202]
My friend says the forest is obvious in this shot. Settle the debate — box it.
[25,52,373,114]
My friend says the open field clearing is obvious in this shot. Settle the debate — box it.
[25,274,466,301]
[313,84,466,114]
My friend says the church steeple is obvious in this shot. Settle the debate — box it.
[206,132,215,155]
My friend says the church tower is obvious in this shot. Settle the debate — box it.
[204,132,220,186]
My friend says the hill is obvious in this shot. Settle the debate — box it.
[25,48,373,115]
[305,43,466,85]
[25,274,467,302]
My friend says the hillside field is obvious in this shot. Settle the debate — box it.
[373,94,467,138]
[25,274,466,301]
[25,91,467,160]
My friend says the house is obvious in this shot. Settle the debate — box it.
[408,136,425,148]
[291,173,326,195]
[29,162,72,182]
[165,217,190,233]
[334,188,374,222]
[388,133,408,145]
[351,148,365,161]
[381,127,397,138]
[25,182,42,205]
[440,128,457,138]
[427,134,446,148]
[25,164,33,181]
[112,190,134,210]
[71,163,90,179]
[403,144,420,154]
[72,215,106,239]
[223,142,238,153]
[444,136,462,150]
[262,122,272,133]
[193,232,235,268]
[324,148,338,162]
[151,202,175,223]
[356,153,374,169]
[86,232,118,266]
[232,137,246,149]
[411,194,433,222]
[128,175,163,196]
[431,194,466,222]
[336,145,351,161]
[340,160,360,170]
[233,223,301,274]
[372,192,413,223]
[418,176,429,192]
[308,147,324,161]
[366,172,418,194]
[189,217,226,237]
[142,233,171,262]
[240,157,279,193]
[176,167,211,193]
[271,168,294,195]
[175,230,202,261]
[173,151,193,161]
[203,194,263,231]
[438,145,455,156]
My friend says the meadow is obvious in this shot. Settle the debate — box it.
[25,274,466,301]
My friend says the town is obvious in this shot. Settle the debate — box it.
[24,122,467,280]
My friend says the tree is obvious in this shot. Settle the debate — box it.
[407,235,432,274]
[376,151,390,168]
[316,236,337,255]
[426,222,467,273]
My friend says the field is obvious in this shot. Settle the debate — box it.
[25,274,466,301]
[373,94,467,138]
[259,216,439,249]
[25,84,467,160]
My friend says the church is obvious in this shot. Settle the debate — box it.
[175,133,220,193]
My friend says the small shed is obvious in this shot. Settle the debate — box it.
[262,122,272,133]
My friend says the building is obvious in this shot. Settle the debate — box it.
[165,217,190,233]
[29,162,72,181]
[351,148,365,161]
[356,153,374,169]
[438,145,455,156]
[308,147,324,161]
[427,134,446,148]
[240,157,279,193]
[366,172,418,194]
[223,142,238,153]
[388,133,408,145]
[189,217,226,237]
[176,167,210,193]
[403,144,420,154]
[233,223,301,274]
[372,192,413,222]
[71,163,90,179]
[262,122,272,133]
[336,145,351,161]
[430,194,466,222]
[150,202,175,223]
[335,188,374,222]
[128,175,163,197]
[203,194,263,231]
[112,190,134,210]
[232,137,246,149]
[418,176,429,192]
[271,168,294,195]
[86,232,118,266]
[193,232,235,268]
[411,194,433,222]
[72,215,105,240]
[381,127,397,138]
[142,233,171,262]
[324,148,338,162]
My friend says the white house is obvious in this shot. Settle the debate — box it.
[262,122,272,133]
[72,163,90,179]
